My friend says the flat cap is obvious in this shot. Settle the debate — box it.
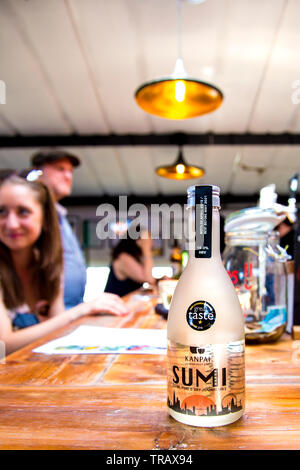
[31,149,81,168]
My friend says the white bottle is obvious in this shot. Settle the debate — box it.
[167,185,245,427]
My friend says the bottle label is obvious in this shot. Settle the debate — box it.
[186,300,216,331]
[167,340,245,418]
[195,186,212,258]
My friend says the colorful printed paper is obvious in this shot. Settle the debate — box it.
[33,325,167,355]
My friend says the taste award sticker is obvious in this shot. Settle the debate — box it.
[186,300,216,331]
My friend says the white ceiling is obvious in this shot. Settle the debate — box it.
[0,0,300,197]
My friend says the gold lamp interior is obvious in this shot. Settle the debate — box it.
[135,78,223,120]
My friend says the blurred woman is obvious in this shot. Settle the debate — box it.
[0,173,129,354]
[277,217,295,258]
[104,229,155,297]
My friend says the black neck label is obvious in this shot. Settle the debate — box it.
[195,186,212,258]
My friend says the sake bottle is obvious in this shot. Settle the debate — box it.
[167,185,245,427]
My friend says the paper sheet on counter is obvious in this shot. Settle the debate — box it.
[33,325,167,355]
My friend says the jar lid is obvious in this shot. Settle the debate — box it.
[224,207,286,233]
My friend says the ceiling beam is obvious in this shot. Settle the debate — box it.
[63,192,293,207]
[1,132,300,148]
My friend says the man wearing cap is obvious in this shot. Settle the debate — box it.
[30,149,87,309]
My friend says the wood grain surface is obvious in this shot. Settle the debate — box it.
[0,291,299,450]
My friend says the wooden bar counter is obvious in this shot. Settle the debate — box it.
[0,291,299,450]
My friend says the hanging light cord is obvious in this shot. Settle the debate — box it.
[177,0,182,60]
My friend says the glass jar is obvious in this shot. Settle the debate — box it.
[222,230,288,343]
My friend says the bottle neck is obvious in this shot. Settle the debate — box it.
[187,206,221,261]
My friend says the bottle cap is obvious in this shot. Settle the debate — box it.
[187,184,220,208]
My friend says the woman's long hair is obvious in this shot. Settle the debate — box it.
[0,175,63,313]
[111,230,143,263]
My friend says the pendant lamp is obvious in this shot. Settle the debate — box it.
[156,146,205,180]
[135,0,223,120]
